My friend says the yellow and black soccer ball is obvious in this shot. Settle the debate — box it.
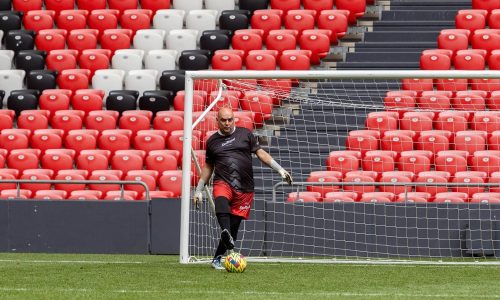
[224,252,247,273]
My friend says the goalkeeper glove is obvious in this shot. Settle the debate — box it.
[193,179,205,209]
[270,159,293,185]
[278,168,293,185]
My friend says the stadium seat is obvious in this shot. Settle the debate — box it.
[362,151,395,173]
[5,30,35,53]
[287,192,321,203]
[120,9,153,36]
[57,69,90,92]
[7,150,40,172]
[326,151,361,175]
[251,11,282,39]
[379,171,415,195]
[145,150,179,173]
[451,171,487,198]
[416,130,451,154]
[433,192,468,203]
[46,51,77,73]
[219,10,250,33]
[109,0,139,14]
[323,191,357,203]
[381,130,415,153]
[186,10,217,36]
[88,170,122,198]
[455,130,487,154]
[415,171,450,197]
[383,90,417,111]
[435,151,468,175]
[88,10,119,35]
[77,150,110,174]
[65,130,98,155]
[7,91,39,116]
[159,70,185,95]
[266,32,297,54]
[365,111,399,133]
[488,172,500,193]
[92,70,126,96]
[299,31,330,65]
[336,0,366,24]
[434,111,469,133]
[470,192,500,204]
[15,50,46,74]
[245,53,276,70]
[270,0,299,14]
[18,111,49,132]
[455,10,486,33]
[12,0,42,13]
[472,29,500,56]
[139,91,172,116]
[488,130,500,150]
[472,150,500,175]
[153,9,185,33]
[489,9,500,28]
[166,29,198,54]
[417,90,451,110]
[343,174,376,197]
[67,29,98,53]
[100,29,133,54]
[41,149,75,173]
[360,192,394,203]
[472,111,500,133]
[284,11,315,35]
[279,51,311,70]
[159,170,183,197]
[111,150,145,177]
[112,49,144,72]
[472,0,499,13]
[420,49,452,70]
[397,151,432,174]
[454,49,487,70]
[141,0,171,13]
[68,190,102,200]
[56,10,88,32]
[45,0,74,15]
[231,33,263,57]
[23,10,55,33]
[438,30,469,54]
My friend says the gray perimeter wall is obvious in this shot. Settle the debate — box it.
[0,199,498,258]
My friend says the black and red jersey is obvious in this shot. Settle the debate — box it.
[206,127,261,192]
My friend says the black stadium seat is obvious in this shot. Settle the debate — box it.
[5,30,35,53]
[15,50,46,73]
[27,70,58,92]
[200,31,231,56]
[139,90,173,116]
[7,90,39,116]
[160,70,185,95]
[106,90,138,115]
[238,0,269,13]
[0,11,22,34]
[219,10,250,33]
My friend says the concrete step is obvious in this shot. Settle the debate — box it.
[381,10,460,21]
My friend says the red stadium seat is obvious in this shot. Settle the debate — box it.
[266,32,296,55]
[472,150,500,175]
[454,49,487,70]
[35,31,66,52]
[100,29,133,54]
[232,33,263,57]
[30,129,63,153]
[0,170,18,191]
[317,10,348,40]
[145,150,179,174]
[452,171,487,198]
[120,9,152,35]
[343,174,376,196]
[71,92,104,114]
[76,0,106,11]
[109,0,139,14]
[456,10,486,34]
[0,131,29,152]
[384,91,416,111]
[488,172,500,192]
[472,29,500,56]
[88,10,119,36]
[397,151,432,174]
[434,192,468,203]
[57,69,90,92]
[23,10,55,32]
[306,171,341,198]
[97,129,131,153]
[362,152,395,173]
[17,112,49,132]
[134,131,167,153]
[326,151,361,175]
[489,130,500,150]
[322,191,357,202]
[88,170,122,198]
[125,170,158,194]
[64,131,97,155]
[401,78,434,94]
[299,31,330,65]
[360,192,394,203]
[67,30,98,53]
[346,130,380,155]
[438,30,469,54]
[455,130,487,154]
[400,111,434,132]
[46,51,77,73]
[416,130,451,154]
[45,0,74,15]
[251,11,282,39]
[41,149,75,173]
[111,150,144,177]
[85,111,119,132]
[472,111,500,133]
[415,171,450,197]
[57,10,88,31]
[77,150,110,173]
[435,151,468,175]
[336,0,366,24]
[489,9,500,28]
[420,49,452,70]
[153,111,184,133]
[103,190,138,201]
[118,114,151,137]
[68,190,102,200]
[54,169,88,194]
[211,52,243,70]
[245,53,276,70]
[417,90,452,110]
[13,0,43,13]
[381,130,415,153]
[270,0,300,15]
[379,171,415,195]
[365,111,399,134]
[167,130,201,156]
[20,169,53,194]
[279,52,311,70]
[140,0,170,13]
[287,192,321,203]
[7,150,40,172]
[284,11,315,35]
[470,192,500,204]
[51,110,84,133]
[435,111,469,133]
[159,170,183,197]
[472,0,499,13]
[452,90,486,110]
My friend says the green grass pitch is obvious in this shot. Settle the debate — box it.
[0,253,498,299]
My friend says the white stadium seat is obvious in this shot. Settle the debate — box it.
[166,29,199,53]
[92,69,126,97]
[153,9,185,34]
[0,70,25,98]
[186,10,218,37]
[125,69,158,95]
[145,50,178,82]
[133,29,166,52]
[172,0,203,15]
[0,50,15,70]
[112,49,145,72]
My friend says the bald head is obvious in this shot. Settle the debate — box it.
[216,107,235,135]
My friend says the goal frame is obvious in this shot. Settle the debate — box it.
[180,70,500,265]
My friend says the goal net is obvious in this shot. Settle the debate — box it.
[180,70,500,265]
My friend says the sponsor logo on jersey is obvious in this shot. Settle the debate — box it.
[239,205,250,210]
[222,137,236,147]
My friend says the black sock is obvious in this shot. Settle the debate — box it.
[216,213,231,231]
[213,240,226,259]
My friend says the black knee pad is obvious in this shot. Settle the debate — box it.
[214,196,230,214]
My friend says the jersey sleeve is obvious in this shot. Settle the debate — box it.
[249,130,261,153]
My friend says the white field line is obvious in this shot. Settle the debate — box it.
[0,259,146,264]
[0,288,499,298]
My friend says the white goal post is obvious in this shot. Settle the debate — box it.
[180,70,500,265]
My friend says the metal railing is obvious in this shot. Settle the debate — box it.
[272,181,500,202]
[0,179,150,200]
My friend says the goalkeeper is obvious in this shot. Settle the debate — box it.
[193,107,293,270]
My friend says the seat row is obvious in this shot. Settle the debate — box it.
[288,190,500,204]
[456,9,500,32]
[384,89,500,111]
[421,48,500,71]
[327,149,500,176]
[365,110,500,134]
[401,78,500,94]
[347,129,500,154]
